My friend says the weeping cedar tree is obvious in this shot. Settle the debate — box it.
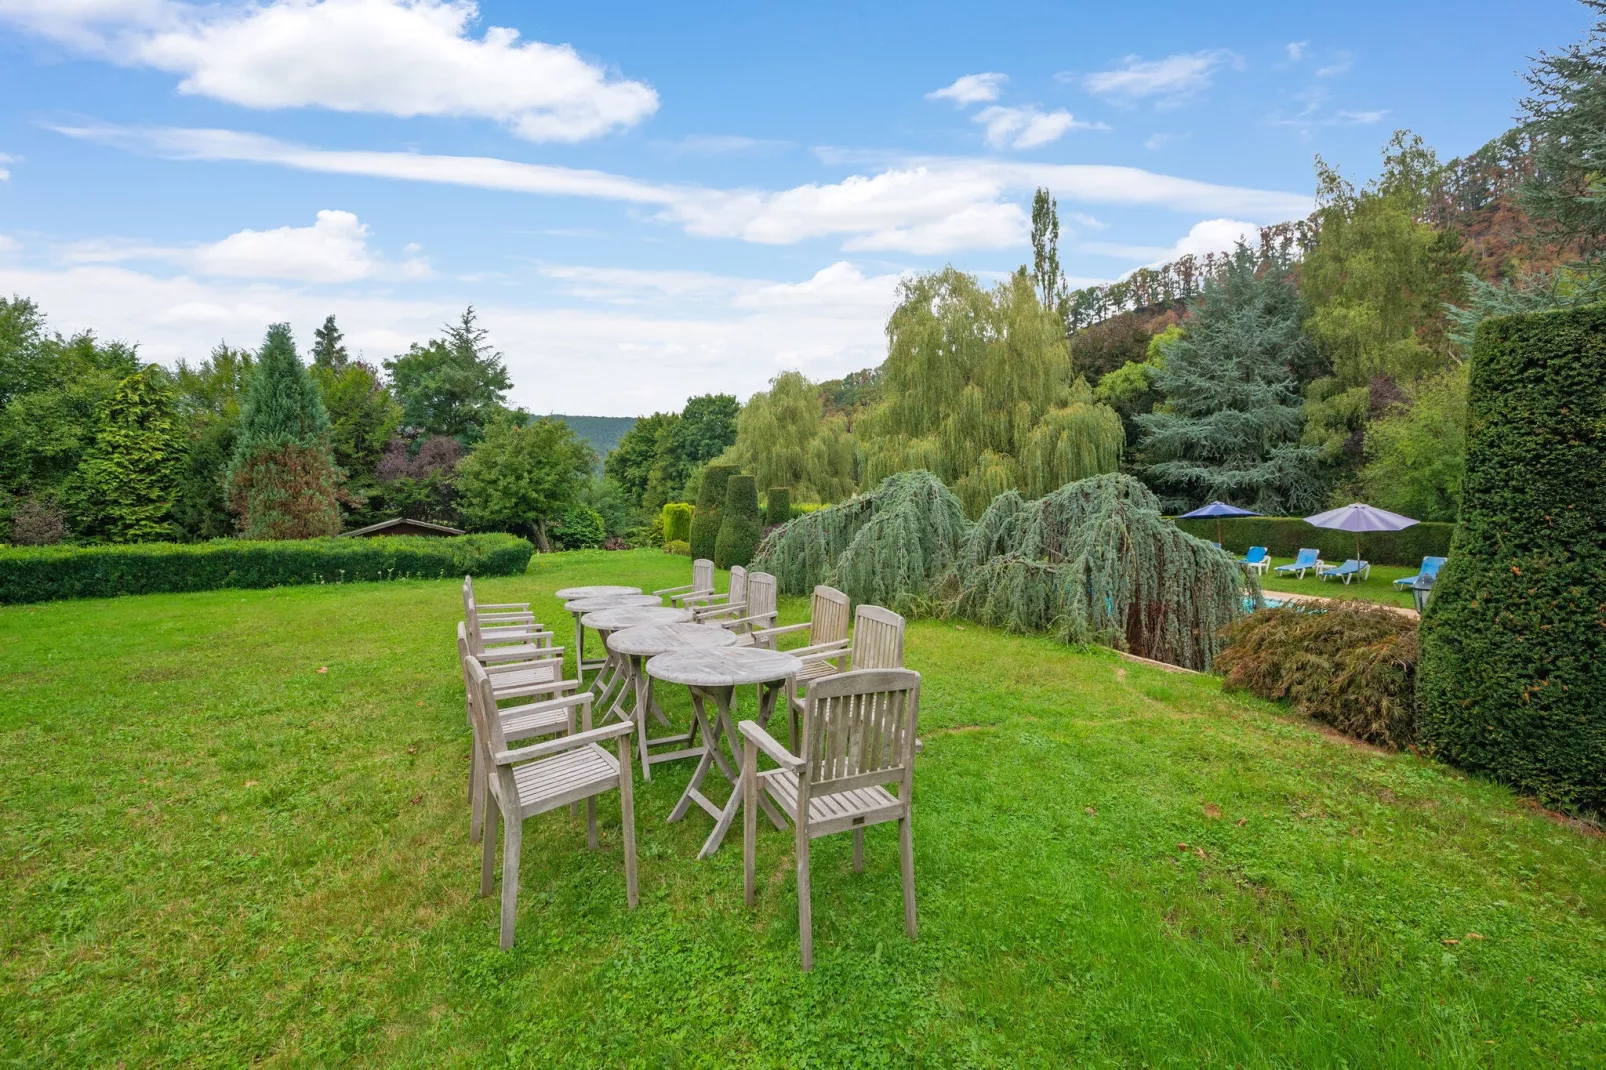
[859,268,1124,518]
[68,366,185,543]
[1418,304,1606,812]
[713,474,762,569]
[752,469,970,614]
[227,324,343,539]
[945,474,1253,671]
[454,414,593,551]
[1137,243,1321,515]
[689,463,737,561]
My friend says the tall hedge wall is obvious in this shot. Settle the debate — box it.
[690,464,738,561]
[0,533,534,604]
[714,474,762,569]
[1174,516,1453,567]
[1418,304,1606,812]
[765,487,791,528]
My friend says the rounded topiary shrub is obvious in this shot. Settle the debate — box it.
[690,464,737,561]
[765,487,791,527]
[662,539,690,556]
[714,474,762,569]
[1417,303,1606,811]
[661,502,693,544]
[551,504,606,550]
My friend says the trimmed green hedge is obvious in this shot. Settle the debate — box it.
[714,474,762,569]
[661,502,692,544]
[690,464,738,561]
[1418,304,1606,812]
[765,487,791,528]
[1174,515,1453,567]
[0,533,534,604]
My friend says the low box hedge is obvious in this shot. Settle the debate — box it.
[1173,515,1453,567]
[0,533,534,604]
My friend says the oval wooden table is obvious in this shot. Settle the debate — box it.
[646,647,803,858]
[580,605,694,719]
[607,623,739,782]
[552,585,647,679]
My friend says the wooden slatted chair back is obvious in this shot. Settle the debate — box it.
[728,565,748,605]
[809,586,850,647]
[746,572,777,628]
[456,621,479,724]
[692,558,714,595]
[849,605,905,670]
[465,659,513,765]
[800,668,921,798]
[461,578,487,651]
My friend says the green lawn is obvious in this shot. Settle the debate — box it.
[1257,556,1422,610]
[2,550,1602,1067]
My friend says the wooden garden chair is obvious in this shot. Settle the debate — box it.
[660,559,716,607]
[750,585,850,682]
[722,571,779,644]
[463,578,557,665]
[456,621,573,728]
[739,667,922,971]
[465,659,639,950]
[785,604,905,741]
[458,624,581,844]
[692,565,747,623]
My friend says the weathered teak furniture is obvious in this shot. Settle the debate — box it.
[720,572,778,644]
[750,585,850,678]
[580,604,695,721]
[606,622,738,780]
[691,566,747,623]
[465,659,638,950]
[664,559,717,607]
[463,578,558,665]
[458,623,580,844]
[554,584,643,678]
[456,621,573,737]
[740,667,922,971]
[645,646,802,858]
[785,604,906,740]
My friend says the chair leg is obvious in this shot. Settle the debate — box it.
[899,814,917,941]
[796,819,813,971]
[852,828,864,873]
[469,745,483,843]
[586,797,598,850]
[743,739,758,907]
[479,805,497,897]
[616,736,639,909]
[500,817,522,950]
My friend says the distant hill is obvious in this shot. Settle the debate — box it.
[549,414,637,472]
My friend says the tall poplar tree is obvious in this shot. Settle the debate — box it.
[1137,244,1319,514]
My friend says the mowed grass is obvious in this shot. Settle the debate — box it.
[1258,557,1421,610]
[2,549,1602,1068]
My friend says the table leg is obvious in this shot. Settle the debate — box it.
[668,688,727,825]
[632,657,695,781]
[699,681,786,859]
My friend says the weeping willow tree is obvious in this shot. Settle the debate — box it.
[750,469,969,613]
[858,268,1124,517]
[944,474,1256,670]
[717,371,856,503]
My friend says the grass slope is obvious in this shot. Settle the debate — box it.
[1,550,1602,1066]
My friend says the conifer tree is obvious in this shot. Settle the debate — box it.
[69,366,184,542]
[227,323,343,539]
[1136,244,1320,514]
[310,314,348,370]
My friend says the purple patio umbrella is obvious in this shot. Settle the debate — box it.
[1177,501,1262,546]
[1304,502,1418,562]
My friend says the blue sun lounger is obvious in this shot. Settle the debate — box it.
[1240,546,1269,575]
[1318,559,1370,584]
[1273,547,1321,579]
[1393,556,1447,589]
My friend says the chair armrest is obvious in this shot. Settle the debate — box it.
[653,583,693,596]
[478,611,535,622]
[479,602,530,610]
[670,589,717,606]
[786,637,851,659]
[757,620,812,639]
[694,601,744,621]
[738,719,804,771]
[494,720,634,764]
[477,645,564,665]
[721,611,778,632]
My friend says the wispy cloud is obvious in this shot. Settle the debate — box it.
[974,105,1104,149]
[1316,52,1355,77]
[1284,41,1308,63]
[1078,50,1242,106]
[0,0,658,142]
[0,152,15,181]
[653,134,794,158]
[927,73,1007,106]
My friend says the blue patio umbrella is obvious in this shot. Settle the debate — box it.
[1177,501,1261,545]
[1305,502,1418,562]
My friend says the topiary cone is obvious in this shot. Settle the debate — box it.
[714,474,762,569]
[765,486,791,527]
[690,464,738,561]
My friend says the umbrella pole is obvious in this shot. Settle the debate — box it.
[1217,519,1223,546]
[1355,533,1361,563]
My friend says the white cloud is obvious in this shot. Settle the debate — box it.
[1316,52,1354,77]
[1082,218,1261,265]
[1081,50,1241,104]
[0,234,17,253]
[973,105,1100,149]
[0,152,15,180]
[56,125,1314,256]
[59,209,429,282]
[655,134,793,158]
[1,0,658,142]
[1336,109,1386,125]
[0,258,903,412]
[928,73,1007,106]
[1284,41,1308,63]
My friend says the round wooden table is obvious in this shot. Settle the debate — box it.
[646,647,803,858]
[608,623,739,781]
[580,606,694,717]
[552,586,648,678]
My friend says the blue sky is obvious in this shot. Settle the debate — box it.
[0,0,1588,415]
